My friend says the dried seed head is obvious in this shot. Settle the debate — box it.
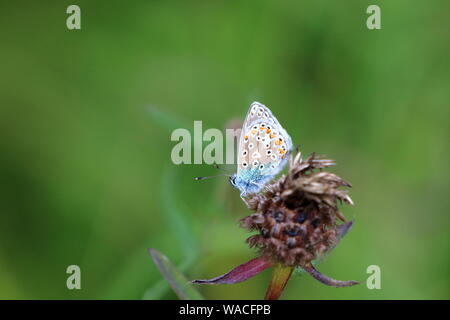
[240,152,354,267]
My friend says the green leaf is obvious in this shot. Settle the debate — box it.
[142,167,199,299]
[148,248,204,300]
[143,254,196,300]
[162,167,198,256]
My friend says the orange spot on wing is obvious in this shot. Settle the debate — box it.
[275,139,282,145]
[266,128,271,133]
[251,130,257,135]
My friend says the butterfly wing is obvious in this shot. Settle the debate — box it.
[237,101,293,181]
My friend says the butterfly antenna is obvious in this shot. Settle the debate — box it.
[194,173,230,181]
[213,164,232,174]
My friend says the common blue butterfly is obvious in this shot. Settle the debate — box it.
[229,102,293,197]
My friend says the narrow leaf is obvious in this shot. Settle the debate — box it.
[303,264,359,288]
[336,220,354,239]
[142,168,199,300]
[192,256,272,285]
[162,167,198,256]
[264,264,294,300]
[148,248,204,300]
[313,221,354,265]
[143,255,196,300]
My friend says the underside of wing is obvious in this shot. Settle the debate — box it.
[237,102,293,178]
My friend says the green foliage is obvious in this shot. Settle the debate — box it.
[0,0,448,299]
[147,249,203,300]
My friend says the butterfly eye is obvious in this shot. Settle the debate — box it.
[266,149,272,155]
[256,136,261,141]
[259,164,264,170]
[242,150,248,156]
[253,125,258,130]
[263,112,269,118]
[242,162,248,168]
[270,154,277,160]
[248,143,254,149]
[265,143,270,149]
[252,160,259,167]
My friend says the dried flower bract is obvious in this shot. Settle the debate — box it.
[191,151,358,298]
[240,152,354,268]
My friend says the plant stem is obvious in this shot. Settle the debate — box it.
[264,264,294,300]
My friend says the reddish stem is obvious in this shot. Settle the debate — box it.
[192,256,272,285]
[303,264,359,287]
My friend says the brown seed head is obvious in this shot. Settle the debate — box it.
[240,152,353,267]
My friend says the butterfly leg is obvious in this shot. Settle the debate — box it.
[240,193,250,206]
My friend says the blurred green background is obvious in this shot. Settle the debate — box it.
[0,0,449,299]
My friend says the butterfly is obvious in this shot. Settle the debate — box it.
[229,102,293,198]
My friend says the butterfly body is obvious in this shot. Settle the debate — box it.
[230,167,273,195]
[230,102,293,197]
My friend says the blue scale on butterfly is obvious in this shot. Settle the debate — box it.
[230,102,293,198]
